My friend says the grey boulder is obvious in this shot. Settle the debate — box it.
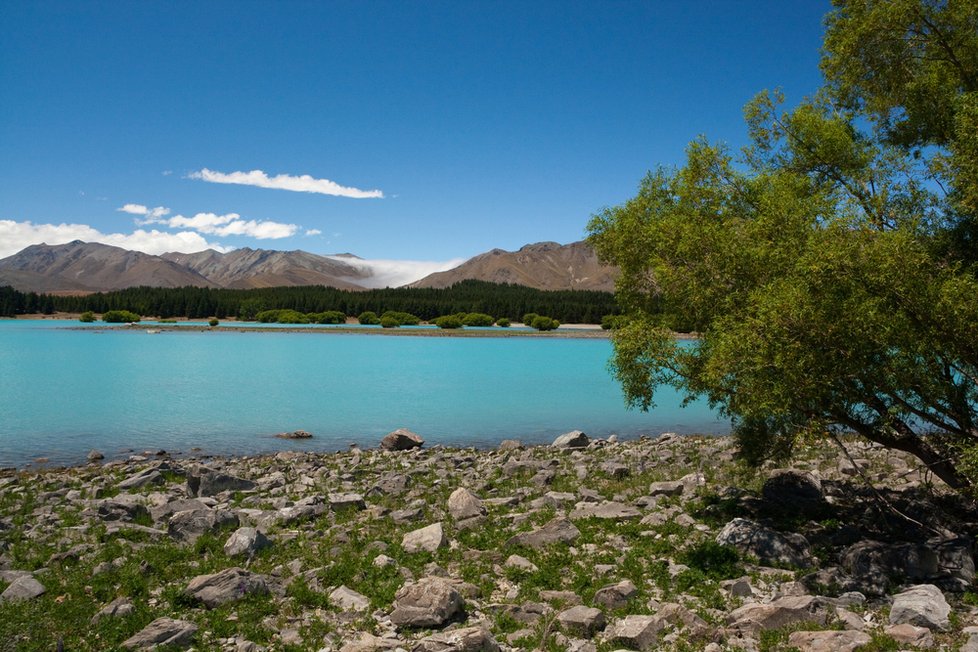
[223,527,272,557]
[122,617,197,649]
[888,584,951,631]
[413,625,500,651]
[380,428,425,451]
[389,577,464,628]
[448,487,486,521]
[506,517,580,549]
[716,517,814,568]
[551,430,589,448]
[0,575,45,602]
[184,567,269,608]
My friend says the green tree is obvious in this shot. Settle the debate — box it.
[358,311,380,325]
[79,311,96,323]
[589,0,978,492]
[102,310,141,323]
[433,315,464,329]
[462,312,494,327]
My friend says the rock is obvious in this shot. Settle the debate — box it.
[184,567,269,608]
[727,596,827,632]
[506,517,581,549]
[414,625,501,651]
[329,585,371,611]
[884,623,935,648]
[91,597,134,624]
[275,430,312,439]
[168,508,239,543]
[149,498,209,522]
[122,617,197,649]
[556,605,606,637]
[498,439,523,451]
[96,495,150,522]
[339,633,402,652]
[389,577,464,628]
[655,602,710,638]
[762,469,826,515]
[328,492,366,511]
[888,584,950,631]
[504,555,538,573]
[448,488,486,520]
[381,428,425,451]
[87,449,105,462]
[593,580,638,609]
[648,480,685,497]
[187,468,256,497]
[223,527,272,557]
[570,501,641,520]
[842,537,975,595]
[786,630,872,652]
[716,518,814,568]
[552,430,589,449]
[402,522,447,553]
[605,615,664,651]
[600,461,630,478]
[0,575,45,602]
[117,467,164,490]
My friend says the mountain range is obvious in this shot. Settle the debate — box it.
[0,240,616,293]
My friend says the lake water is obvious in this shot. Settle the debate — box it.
[0,320,728,467]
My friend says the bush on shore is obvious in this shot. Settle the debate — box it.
[357,311,380,325]
[379,315,401,328]
[79,311,96,323]
[496,317,511,327]
[102,310,141,323]
[433,315,464,329]
[530,315,560,331]
[380,311,421,326]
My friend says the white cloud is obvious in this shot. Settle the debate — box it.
[0,220,227,258]
[305,229,322,236]
[188,168,384,199]
[164,212,298,239]
[329,256,465,288]
[118,203,171,221]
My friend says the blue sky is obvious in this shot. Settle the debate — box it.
[0,0,830,281]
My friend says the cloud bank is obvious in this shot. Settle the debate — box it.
[188,168,384,199]
[0,220,227,258]
[329,256,466,288]
[120,203,299,240]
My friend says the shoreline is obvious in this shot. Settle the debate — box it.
[1,432,974,650]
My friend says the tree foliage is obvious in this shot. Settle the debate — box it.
[23,280,616,325]
[102,310,141,323]
[588,0,978,492]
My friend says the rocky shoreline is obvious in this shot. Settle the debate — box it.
[1,431,976,651]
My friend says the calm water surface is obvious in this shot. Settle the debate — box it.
[0,320,728,466]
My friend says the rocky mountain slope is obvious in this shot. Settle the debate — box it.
[0,432,974,650]
[160,249,369,290]
[0,240,617,294]
[411,241,617,292]
[0,241,215,292]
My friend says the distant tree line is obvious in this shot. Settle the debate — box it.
[0,280,621,323]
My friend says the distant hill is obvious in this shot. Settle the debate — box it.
[0,241,215,292]
[160,248,368,290]
[0,239,618,293]
[410,241,617,292]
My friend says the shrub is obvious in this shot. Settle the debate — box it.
[208,318,219,327]
[357,311,380,325]
[462,312,494,327]
[255,309,309,324]
[102,310,141,323]
[380,315,400,328]
[79,311,96,323]
[496,317,511,327]
[521,313,539,327]
[309,310,346,324]
[601,314,627,330]
[531,315,560,331]
[381,311,421,326]
[433,315,464,329]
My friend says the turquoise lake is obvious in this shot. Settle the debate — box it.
[0,320,728,467]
